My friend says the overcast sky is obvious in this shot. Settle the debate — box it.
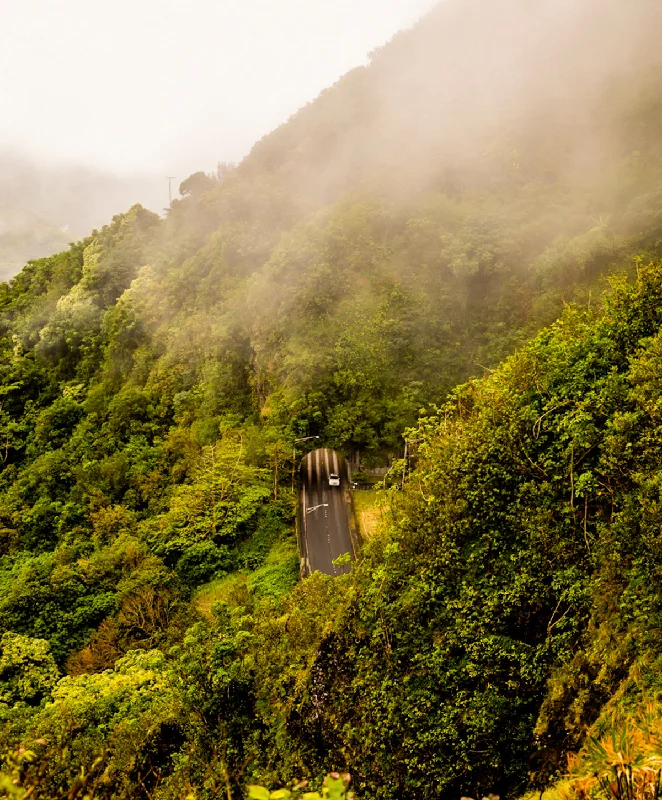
[0,0,436,178]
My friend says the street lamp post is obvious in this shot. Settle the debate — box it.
[292,436,320,491]
[305,503,328,514]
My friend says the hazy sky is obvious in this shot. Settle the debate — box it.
[0,0,436,178]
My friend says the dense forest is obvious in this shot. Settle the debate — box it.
[4,0,662,797]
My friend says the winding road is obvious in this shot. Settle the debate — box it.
[299,448,357,576]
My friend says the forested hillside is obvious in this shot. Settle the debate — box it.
[3,1,662,798]
[0,151,162,280]
[0,208,70,284]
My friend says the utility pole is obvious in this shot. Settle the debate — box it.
[165,177,176,208]
[402,440,408,489]
[402,437,423,488]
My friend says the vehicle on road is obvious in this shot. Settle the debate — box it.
[328,472,340,487]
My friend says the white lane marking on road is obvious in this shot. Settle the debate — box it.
[321,448,335,575]
[305,453,316,571]
[334,450,352,570]
[302,482,308,570]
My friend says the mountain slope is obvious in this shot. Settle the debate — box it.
[3,1,662,797]
[0,151,163,278]
[243,0,662,203]
[0,207,70,282]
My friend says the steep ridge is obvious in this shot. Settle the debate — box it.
[242,0,662,203]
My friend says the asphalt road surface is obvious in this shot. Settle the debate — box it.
[299,448,356,576]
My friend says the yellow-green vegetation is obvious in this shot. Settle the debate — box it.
[3,1,662,799]
[195,539,300,620]
[195,573,246,621]
[352,490,384,539]
[249,773,353,800]
[523,703,662,800]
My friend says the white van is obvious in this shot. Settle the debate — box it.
[328,472,340,487]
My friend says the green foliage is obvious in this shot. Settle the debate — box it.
[0,632,59,708]
[4,3,662,798]
[198,261,662,799]
[248,773,354,800]
[4,649,183,799]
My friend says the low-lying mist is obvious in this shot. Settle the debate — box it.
[0,150,164,280]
